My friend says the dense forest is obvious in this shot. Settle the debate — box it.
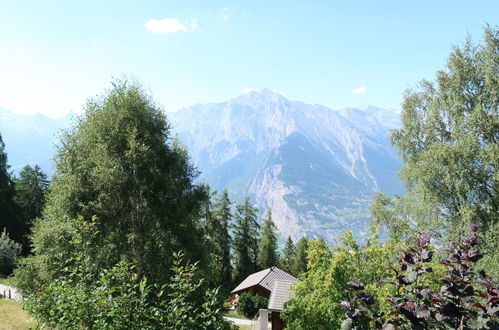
[0,26,497,329]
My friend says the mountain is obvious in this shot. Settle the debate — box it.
[169,89,403,243]
[0,106,71,173]
[0,91,403,243]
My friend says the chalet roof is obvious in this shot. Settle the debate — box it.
[231,266,298,294]
[268,280,299,311]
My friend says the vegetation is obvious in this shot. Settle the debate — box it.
[280,236,296,275]
[13,164,49,254]
[232,197,260,285]
[372,26,499,275]
[0,297,38,329]
[341,225,498,329]
[0,229,21,276]
[257,209,279,269]
[0,133,21,250]
[236,292,269,318]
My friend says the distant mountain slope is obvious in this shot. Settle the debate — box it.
[1,91,402,243]
[169,89,403,243]
[0,107,71,174]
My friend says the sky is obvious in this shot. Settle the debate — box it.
[0,0,497,118]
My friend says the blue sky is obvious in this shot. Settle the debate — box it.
[0,0,497,118]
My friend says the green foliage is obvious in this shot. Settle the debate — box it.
[19,79,208,287]
[0,133,21,245]
[375,26,499,275]
[17,218,233,329]
[236,293,269,318]
[232,197,259,285]
[280,236,296,275]
[292,236,309,277]
[208,189,233,290]
[282,233,405,329]
[257,209,279,269]
[0,229,21,276]
[13,164,49,254]
[341,226,498,329]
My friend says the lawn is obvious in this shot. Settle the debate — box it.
[224,310,251,320]
[0,298,37,329]
[0,278,13,286]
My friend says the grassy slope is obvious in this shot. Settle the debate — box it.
[0,299,37,329]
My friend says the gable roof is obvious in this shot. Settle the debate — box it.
[231,266,298,294]
[268,280,299,311]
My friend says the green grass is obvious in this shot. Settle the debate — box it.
[0,278,13,286]
[237,326,252,330]
[224,310,250,320]
[0,298,37,329]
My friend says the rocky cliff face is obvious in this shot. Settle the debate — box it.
[169,89,403,243]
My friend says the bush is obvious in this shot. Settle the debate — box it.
[16,218,234,329]
[236,292,269,318]
[341,224,499,329]
[0,229,21,276]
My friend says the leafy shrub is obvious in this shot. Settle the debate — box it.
[236,292,269,318]
[341,224,499,329]
[282,234,406,330]
[17,218,234,329]
[0,229,21,276]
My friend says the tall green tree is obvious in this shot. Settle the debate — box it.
[257,209,279,269]
[206,189,233,290]
[232,197,259,284]
[14,164,49,253]
[372,26,499,273]
[280,236,295,274]
[17,79,208,286]
[293,236,309,277]
[0,133,21,243]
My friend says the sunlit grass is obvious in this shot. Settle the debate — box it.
[0,298,37,329]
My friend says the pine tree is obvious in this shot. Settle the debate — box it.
[0,133,21,243]
[293,237,308,277]
[208,189,233,289]
[14,164,50,253]
[232,197,259,284]
[280,236,295,275]
[257,209,279,269]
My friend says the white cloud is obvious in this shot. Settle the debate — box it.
[241,87,260,93]
[144,18,198,34]
[350,86,367,94]
[221,8,229,20]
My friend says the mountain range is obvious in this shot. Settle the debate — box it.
[0,90,403,243]
[169,89,403,243]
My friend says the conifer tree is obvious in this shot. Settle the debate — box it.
[209,189,233,289]
[257,209,279,269]
[293,237,309,277]
[0,133,21,243]
[14,164,50,253]
[232,197,259,284]
[280,236,295,274]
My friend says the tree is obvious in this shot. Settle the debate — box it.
[18,218,233,329]
[232,197,259,284]
[14,164,49,253]
[0,133,21,243]
[293,236,309,277]
[0,228,21,276]
[257,209,279,269]
[213,190,233,289]
[17,79,208,287]
[206,189,233,290]
[374,26,499,274]
[280,236,295,274]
